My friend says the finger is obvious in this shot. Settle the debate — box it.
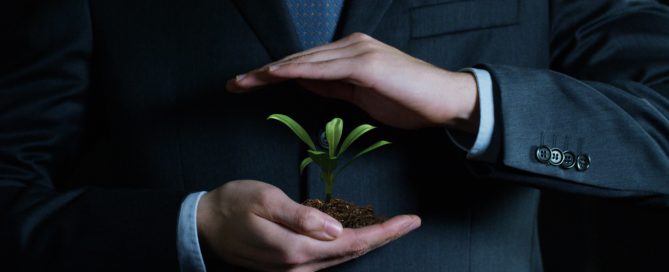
[253,190,343,241]
[300,215,421,271]
[273,57,359,81]
[274,203,343,241]
[273,32,375,65]
[279,204,344,241]
[226,66,289,93]
[229,34,376,93]
[230,38,352,90]
[231,32,374,87]
[227,55,347,92]
[231,57,361,91]
[273,41,372,67]
[309,214,421,259]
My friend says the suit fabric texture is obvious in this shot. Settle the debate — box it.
[1,0,669,271]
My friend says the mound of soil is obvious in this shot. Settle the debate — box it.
[303,198,385,228]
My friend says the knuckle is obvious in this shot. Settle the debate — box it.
[363,50,383,61]
[278,248,308,267]
[360,51,383,69]
[347,239,369,259]
[350,32,371,41]
[222,180,242,190]
[355,41,378,52]
[296,207,320,229]
[253,186,281,207]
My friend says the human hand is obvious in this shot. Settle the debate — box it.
[197,180,421,271]
[227,33,479,133]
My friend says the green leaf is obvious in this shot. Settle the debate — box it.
[299,157,313,175]
[337,140,391,174]
[308,149,338,174]
[352,140,391,162]
[337,124,375,156]
[268,114,317,150]
[325,118,343,157]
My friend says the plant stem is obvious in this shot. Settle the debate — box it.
[323,172,334,202]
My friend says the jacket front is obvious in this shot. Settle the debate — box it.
[2,0,668,271]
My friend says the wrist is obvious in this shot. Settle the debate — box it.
[196,193,208,237]
[196,192,216,260]
[445,71,480,134]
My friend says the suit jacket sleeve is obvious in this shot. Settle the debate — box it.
[0,1,187,270]
[471,0,669,204]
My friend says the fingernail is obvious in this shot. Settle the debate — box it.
[236,74,246,81]
[324,219,343,238]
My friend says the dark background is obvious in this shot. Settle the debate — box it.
[540,1,669,271]
[540,193,669,271]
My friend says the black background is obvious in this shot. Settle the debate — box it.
[540,193,669,271]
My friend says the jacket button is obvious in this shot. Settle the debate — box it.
[536,145,551,163]
[561,151,576,169]
[549,148,564,166]
[576,154,591,171]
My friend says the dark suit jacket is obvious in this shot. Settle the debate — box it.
[1,0,668,271]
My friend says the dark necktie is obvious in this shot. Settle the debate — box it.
[286,0,345,49]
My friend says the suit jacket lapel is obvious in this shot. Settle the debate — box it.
[337,0,394,37]
[231,0,301,59]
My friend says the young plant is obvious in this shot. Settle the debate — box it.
[268,114,391,202]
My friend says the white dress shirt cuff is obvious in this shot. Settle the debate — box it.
[446,68,496,162]
[177,191,208,272]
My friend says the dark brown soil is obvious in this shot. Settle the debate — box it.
[303,198,385,228]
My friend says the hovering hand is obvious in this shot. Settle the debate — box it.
[227,32,479,133]
[197,180,421,271]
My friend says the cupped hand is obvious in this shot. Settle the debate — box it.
[227,32,479,133]
[197,180,421,271]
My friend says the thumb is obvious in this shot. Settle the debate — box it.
[260,194,343,241]
[290,204,344,241]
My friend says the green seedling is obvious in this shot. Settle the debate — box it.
[268,114,391,202]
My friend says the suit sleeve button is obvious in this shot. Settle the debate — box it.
[561,151,576,169]
[536,145,552,163]
[576,153,591,171]
[549,148,564,166]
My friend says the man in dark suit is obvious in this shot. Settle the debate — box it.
[1,0,668,271]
